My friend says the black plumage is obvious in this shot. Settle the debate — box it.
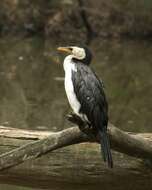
[57,45,113,168]
[72,61,113,168]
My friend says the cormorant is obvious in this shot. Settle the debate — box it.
[57,46,113,168]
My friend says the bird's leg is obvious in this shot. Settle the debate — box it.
[79,121,89,133]
[66,113,96,138]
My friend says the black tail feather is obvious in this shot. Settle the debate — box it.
[99,132,106,162]
[99,130,113,168]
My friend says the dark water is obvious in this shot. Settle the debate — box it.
[0,37,152,189]
[0,184,41,190]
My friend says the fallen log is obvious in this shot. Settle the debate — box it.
[0,122,152,189]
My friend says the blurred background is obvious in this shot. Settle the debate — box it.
[0,0,152,189]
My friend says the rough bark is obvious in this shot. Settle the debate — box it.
[0,124,152,188]
[0,123,152,171]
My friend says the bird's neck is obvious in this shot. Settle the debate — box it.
[64,55,74,63]
[63,55,77,72]
[64,55,85,66]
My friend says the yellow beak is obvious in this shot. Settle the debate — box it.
[57,47,72,54]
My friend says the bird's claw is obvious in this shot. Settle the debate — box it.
[66,113,95,138]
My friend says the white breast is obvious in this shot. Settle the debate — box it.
[63,55,81,115]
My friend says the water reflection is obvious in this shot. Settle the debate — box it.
[0,37,151,132]
[0,37,152,189]
[0,184,41,190]
[91,39,152,132]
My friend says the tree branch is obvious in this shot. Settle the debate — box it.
[0,117,152,171]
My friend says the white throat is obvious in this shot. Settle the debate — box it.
[63,55,76,72]
[63,55,80,115]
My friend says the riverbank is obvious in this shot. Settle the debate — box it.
[0,0,152,43]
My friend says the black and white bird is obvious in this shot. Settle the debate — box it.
[57,46,113,168]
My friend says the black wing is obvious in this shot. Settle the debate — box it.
[72,62,113,168]
[72,62,108,128]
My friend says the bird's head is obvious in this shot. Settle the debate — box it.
[57,46,92,65]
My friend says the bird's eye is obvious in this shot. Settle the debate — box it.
[69,48,73,51]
